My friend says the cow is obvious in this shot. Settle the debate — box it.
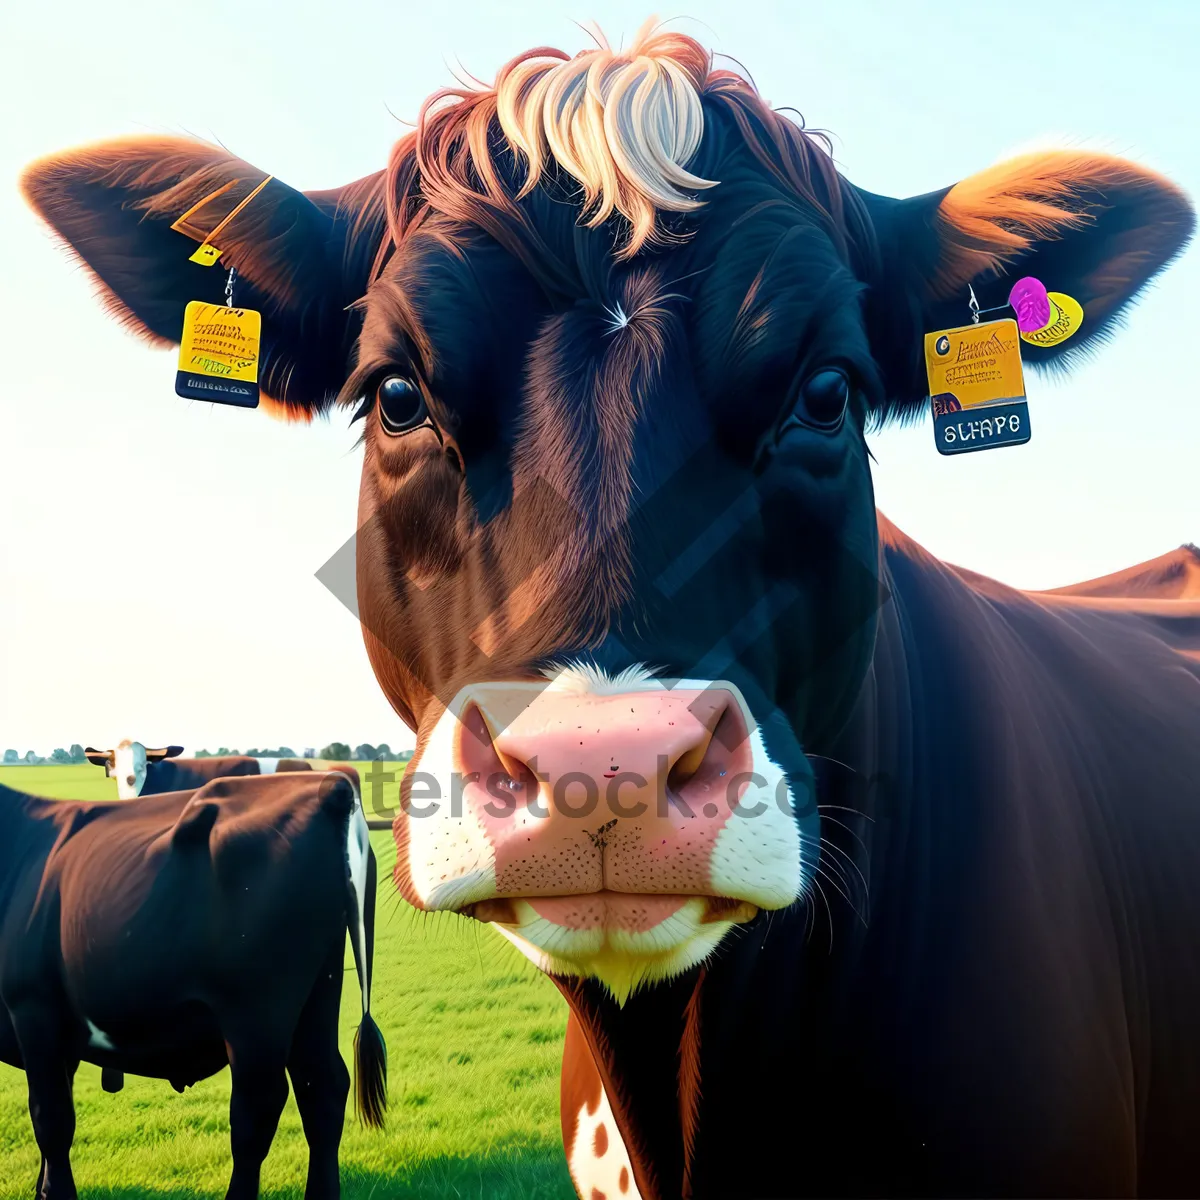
[1040,542,1200,601]
[0,769,386,1200]
[84,740,313,799]
[20,19,1199,1199]
[81,744,334,1094]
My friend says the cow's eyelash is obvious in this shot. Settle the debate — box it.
[350,393,373,425]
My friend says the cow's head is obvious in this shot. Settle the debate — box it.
[85,740,184,798]
[31,24,1193,998]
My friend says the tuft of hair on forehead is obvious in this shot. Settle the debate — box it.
[373,15,860,285]
[494,17,716,256]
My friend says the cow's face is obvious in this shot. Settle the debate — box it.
[25,30,1193,997]
[348,151,884,994]
[84,741,183,799]
[113,739,147,798]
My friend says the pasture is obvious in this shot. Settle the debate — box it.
[0,765,575,1199]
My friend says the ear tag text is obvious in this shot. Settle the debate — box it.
[924,317,1030,455]
[175,293,261,408]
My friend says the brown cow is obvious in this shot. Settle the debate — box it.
[21,20,1199,1199]
[0,771,386,1199]
[1041,543,1200,601]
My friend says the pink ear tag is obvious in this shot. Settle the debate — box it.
[1008,276,1051,333]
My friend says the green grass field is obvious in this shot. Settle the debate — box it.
[0,765,576,1199]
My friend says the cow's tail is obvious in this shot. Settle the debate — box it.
[337,774,388,1129]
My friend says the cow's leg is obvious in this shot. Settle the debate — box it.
[0,1003,22,1069]
[287,945,350,1200]
[9,1004,78,1200]
[561,1012,643,1200]
[223,1022,291,1200]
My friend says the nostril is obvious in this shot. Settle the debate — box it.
[457,703,537,802]
[667,727,716,791]
[667,701,752,806]
[126,775,136,787]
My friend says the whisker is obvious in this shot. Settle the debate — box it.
[818,803,876,824]
[810,877,834,953]
[819,834,871,900]
[813,862,853,909]
[818,812,871,855]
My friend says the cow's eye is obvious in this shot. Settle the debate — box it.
[794,367,850,430]
[376,375,428,436]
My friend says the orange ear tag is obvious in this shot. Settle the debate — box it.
[924,317,1030,455]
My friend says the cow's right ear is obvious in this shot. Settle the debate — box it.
[20,137,386,421]
[84,747,114,768]
[145,745,185,762]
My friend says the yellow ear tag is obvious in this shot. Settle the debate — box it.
[924,317,1030,455]
[1020,292,1084,347]
[175,301,260,408]
[188,242,224,266]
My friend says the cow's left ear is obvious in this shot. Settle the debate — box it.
[858,151,1195,421]
[21,136,386,421]
[84,747,114,768]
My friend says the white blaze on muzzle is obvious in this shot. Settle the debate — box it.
[398,664,807,999]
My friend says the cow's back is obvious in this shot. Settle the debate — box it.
[1039,543,1200,601]
[142,755,260,795]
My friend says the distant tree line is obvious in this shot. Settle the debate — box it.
[2,745,87,765]
[3,744,414,765]
[191,744,414,762]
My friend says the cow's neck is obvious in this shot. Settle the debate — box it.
[557,532,960,1199]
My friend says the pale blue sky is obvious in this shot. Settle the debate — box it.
[1,1,1196,753]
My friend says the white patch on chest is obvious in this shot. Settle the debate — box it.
[568,1083,642,1200]
[86,1019,115,1051]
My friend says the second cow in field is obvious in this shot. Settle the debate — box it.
[0,770,386,1200]
[84,740,313,799]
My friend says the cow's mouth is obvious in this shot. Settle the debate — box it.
[460,892,759,1001]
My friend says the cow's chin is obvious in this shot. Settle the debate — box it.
[463,893,758,1004]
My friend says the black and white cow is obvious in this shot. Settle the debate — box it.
[0,770,386,1199]
[85,740,312,799]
